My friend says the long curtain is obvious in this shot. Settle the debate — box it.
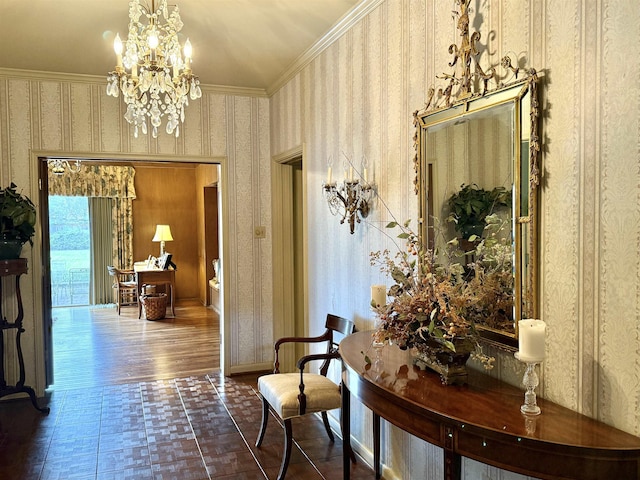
[89,198,114,304]
[112,197,135,269]
[49,164,137,304]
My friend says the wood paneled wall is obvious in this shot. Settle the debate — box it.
[132,164,200,300]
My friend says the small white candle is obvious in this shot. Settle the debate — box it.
[113,33,123,68]
[349,166,354,182]
[518,319,546,362]
[327,166,332,184]
[371,285,386,308]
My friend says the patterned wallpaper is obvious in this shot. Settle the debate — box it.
[269,0,640,478]
[0,71,274,387]
[1,0,639,476]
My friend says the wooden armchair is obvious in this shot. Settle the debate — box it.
[256,313,356,480]
[107,266,137,314]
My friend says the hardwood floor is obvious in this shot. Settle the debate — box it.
[0,301,374,479]
[52,300,220,389]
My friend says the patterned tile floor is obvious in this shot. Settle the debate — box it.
[0,373,374,480]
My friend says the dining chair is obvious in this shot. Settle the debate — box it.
[256,313,356,480]
[107,266,138,314]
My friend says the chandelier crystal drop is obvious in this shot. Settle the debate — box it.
[106,0,202,139]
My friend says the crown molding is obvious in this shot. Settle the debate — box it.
[0,68,268,98]
[266,0,384,96]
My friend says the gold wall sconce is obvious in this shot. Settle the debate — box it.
[322,153,374,234]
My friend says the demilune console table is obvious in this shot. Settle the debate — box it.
[0,259,49,414]
[340,331,640,480]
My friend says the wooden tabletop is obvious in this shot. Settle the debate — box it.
[340,331,640,480]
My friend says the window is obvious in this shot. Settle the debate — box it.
[49,196,90,306]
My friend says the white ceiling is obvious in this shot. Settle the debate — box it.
[0,0,362,92]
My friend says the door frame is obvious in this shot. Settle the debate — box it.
[31,151,228,391]
[271,145,307,373]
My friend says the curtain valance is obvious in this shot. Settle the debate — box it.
[48,164,136,199]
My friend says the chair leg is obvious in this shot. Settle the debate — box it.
[321,411,335,442]
[277,418,293,480]
[256,396,269,447]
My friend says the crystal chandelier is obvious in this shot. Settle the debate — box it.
[106,0,202,139]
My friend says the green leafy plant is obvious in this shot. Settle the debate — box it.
[446,183,510,239]
[0,183,36,245]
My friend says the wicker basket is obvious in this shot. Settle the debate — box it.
[140,293,167,320]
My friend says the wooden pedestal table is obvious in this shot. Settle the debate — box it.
[340,331,640,480]
[0,259,49,414]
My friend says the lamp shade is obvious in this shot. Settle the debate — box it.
[152,225,173,242]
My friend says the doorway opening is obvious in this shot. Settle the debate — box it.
[39,157,224,390]
[271,149,306,372]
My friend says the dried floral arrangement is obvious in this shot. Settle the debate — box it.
[370,218,498,371]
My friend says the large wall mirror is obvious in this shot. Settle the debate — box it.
[415,75,539,350]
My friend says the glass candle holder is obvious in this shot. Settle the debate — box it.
[515,352,542,415]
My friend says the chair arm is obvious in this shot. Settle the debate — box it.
[273,330,331,373]
[296,351,340,371]
[296,351,341,415]
[275,331,331,350]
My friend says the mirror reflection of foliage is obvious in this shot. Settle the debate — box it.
[446,183,511,239]
[449,214,514,332]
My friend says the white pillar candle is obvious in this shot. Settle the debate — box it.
[371,285,386,308]
[518,319,546,362]
[327,166,332,184]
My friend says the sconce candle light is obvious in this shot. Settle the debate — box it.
[323,153,374,234]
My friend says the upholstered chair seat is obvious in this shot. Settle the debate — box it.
[258,372,341,421]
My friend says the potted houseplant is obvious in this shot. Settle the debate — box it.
[0,183,36,259]
[446,183,511,239]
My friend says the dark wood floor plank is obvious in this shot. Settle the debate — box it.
[52,299,220,390]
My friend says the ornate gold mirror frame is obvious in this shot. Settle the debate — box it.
[414,0,540,350]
